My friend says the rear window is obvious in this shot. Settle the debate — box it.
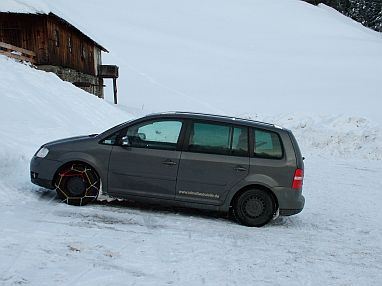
[254,129,283,159]
[188,122,248,156]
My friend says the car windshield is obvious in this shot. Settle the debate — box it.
[98,119,135,138]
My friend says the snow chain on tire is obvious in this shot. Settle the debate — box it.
[55,164,100,206]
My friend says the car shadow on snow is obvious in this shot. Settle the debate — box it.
[95,199,231,222]
[31,188,300,228]
[95,201,303,229]
[94,199,303,228]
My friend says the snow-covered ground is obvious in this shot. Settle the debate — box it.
[1,0,382,285]
[1,154,382,285]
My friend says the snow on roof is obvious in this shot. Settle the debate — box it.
[0,0,50,13]
[0,0,108,52]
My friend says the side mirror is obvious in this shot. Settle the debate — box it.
[121,136,130,146]
[137,133,146,140]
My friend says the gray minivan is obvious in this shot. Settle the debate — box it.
[30,112,305,227]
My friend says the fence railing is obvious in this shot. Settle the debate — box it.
[0,42,36,64]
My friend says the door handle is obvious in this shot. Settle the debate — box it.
[162,160,177,166]
[234,166,247,172]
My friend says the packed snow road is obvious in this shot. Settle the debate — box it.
[0,156,381,286]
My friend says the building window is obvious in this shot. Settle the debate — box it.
[81,44,87,60]
[88,48,93,63]
[68,36,72,53]
[54,29,60,47]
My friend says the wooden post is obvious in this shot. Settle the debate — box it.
[98,65,119,103]
[113,78,118,104]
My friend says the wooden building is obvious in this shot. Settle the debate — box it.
[0,10,119,100]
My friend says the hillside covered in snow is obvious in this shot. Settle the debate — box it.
[50,0,382,125]
[0,56,131,203]
[0,0,382,285]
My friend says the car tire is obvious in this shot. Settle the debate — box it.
[233,189,274,227]
[55,164,100,206]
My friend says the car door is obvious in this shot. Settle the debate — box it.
[108,119,185,200]
[176,121,249,205]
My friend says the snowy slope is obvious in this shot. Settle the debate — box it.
[49,0,382,160]
[48,0,382,125]
[0,56,131,202]
[255,113,382,160]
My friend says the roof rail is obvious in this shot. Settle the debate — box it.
[148,111,277,127]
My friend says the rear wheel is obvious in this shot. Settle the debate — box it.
[55,164,100,206]
[233,189,274,227]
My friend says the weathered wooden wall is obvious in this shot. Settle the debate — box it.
[0,13,48,63]
[0,13,98,75]
[46,16,96,75]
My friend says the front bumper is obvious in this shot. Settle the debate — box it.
[30,156,63,190]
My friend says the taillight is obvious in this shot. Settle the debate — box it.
[292,169,304,190]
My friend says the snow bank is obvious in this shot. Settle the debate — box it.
[0,56,132,201]
[246,113,382,160]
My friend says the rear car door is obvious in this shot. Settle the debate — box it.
[108,119,185,200]
[176,120,249,205]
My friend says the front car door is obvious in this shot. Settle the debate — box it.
[176,120,249,205]
[107,119,185,200]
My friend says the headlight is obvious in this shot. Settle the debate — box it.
[36,147,49,158]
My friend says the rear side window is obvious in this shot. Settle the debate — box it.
[231,126,249,156]
[188,122,248,156]
[254,129,283,159]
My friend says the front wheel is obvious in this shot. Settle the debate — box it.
[55,164,100,206]
[232,189,275,227]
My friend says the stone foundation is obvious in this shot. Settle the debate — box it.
[37,65,104,98]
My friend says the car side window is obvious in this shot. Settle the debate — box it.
[124,120,183,150]
[254,129,283,159]
[188,122,248,156]
[101,133,118,145]
[232,126,248,156]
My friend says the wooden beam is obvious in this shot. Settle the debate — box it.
[0,42,36,57]
[98,65,119,78]
[0,50,36,64]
